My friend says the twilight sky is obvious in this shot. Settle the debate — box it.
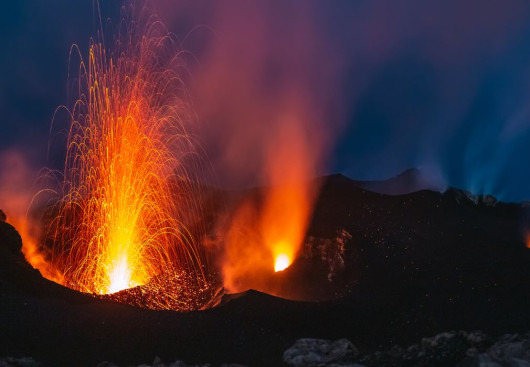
[2,1,530,201]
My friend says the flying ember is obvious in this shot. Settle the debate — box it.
[34,4,212,307]
[13,2,321,307]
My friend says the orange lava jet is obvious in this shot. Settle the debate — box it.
[222,114,321,295]
[39,5,209,300]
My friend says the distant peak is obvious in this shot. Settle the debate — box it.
[395,168,421,177]
[327,173,352,180]
[324,168,446,196]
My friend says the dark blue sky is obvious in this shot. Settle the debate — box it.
[2,1,530,201]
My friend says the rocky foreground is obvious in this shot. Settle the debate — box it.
[3,330,530,366]
[94,331,530,366]
[283,331,530,367]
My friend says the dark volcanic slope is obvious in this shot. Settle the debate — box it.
[2,174,530,366]
[264,174,526,302]
[312,174,525,292]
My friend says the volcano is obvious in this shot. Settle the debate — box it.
[2,171,530,366]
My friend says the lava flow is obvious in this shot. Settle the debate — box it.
[33,5,212,309]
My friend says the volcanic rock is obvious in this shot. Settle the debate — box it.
[0,356,41,367]
[283,338,359,367]
[463,333,530,366]
[91,332,530,367]
[359,331,491,366]
[0,209,6,222]
[96,269,221,312]
[305,330,530,367]
[443,188,499,207]
[0,220,22,254]
[0,220,38,281]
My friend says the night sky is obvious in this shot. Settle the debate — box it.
[2,1,530,201]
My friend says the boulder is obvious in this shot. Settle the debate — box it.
[466,334,530,366]
[360,330,492,366]
[283,338,359,367]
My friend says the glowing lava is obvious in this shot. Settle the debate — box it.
[274,254,290,272]
[222,117,320,294]
[107,255,136,294]
[41,5,208,299]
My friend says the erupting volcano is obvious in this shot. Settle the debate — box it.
[6,0,326,312]
[22,6,215,310]
[7,1,530,366]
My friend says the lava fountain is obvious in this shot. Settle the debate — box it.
[40,4,209,301]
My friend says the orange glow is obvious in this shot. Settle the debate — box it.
[274,253,290,272]
[222,114,321,294]
[13,216,64,284]
[36,9,209,300]
[0,6,213,311]
[0,151,64,284]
